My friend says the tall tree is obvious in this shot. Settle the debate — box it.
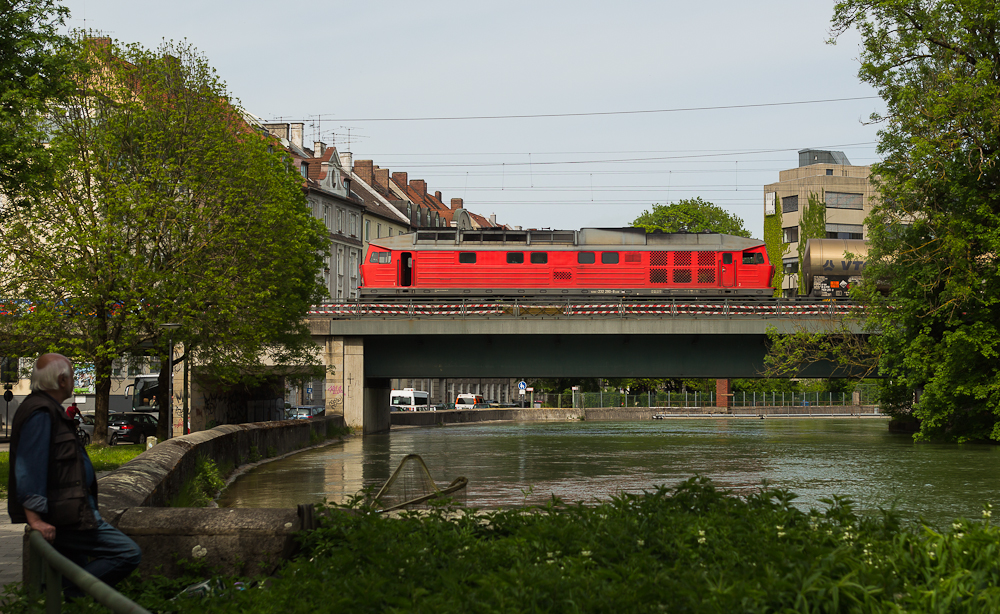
[632,197,752,238]
[796,193,826,294]
[0,37,329,441]
[0,0,73,209]
[831,0,1000,441]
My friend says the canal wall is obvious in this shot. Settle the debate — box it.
[391,405,880,426]
[28,415,347,579]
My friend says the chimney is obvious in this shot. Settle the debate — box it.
[451,198,464,211]
[392,172,408,189]
[289,122,304,150]
[375,168,390,193]
[490,214,497,226]
[314,141,326,157]
[410,179,427,196]
[338,151,353,173]
[262,123,290,141]
[434,190,442,202]
[354,160,374,184]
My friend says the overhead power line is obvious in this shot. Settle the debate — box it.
[331,96,880,122]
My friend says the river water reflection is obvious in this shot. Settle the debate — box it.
[218,418,1000,528]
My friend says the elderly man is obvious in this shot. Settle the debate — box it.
[8,353,141,595]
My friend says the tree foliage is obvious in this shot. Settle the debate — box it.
[0,37,329,440]
[0,0,73,208]
[831,0,1000,441]
[762,196,785,296]
[632,197,752,238]
[796,193,826,294]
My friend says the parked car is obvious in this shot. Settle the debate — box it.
[107,412,158,446]
[77,413,95,445]
[288,405,324,419]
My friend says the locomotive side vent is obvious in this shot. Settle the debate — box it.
[698,269,716,283]
[650,269,668,283]
[624,252,641,263]
[553,270,572,280]
[673,270,692,283]
[697,251,715,266]
[650,251,670,266]
[674,251,692,266]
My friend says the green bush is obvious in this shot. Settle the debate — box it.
[172,456,226,508]
[69,478,1000,613]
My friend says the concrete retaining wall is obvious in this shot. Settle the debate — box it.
[86,415,346,578]
[391,406,879,427]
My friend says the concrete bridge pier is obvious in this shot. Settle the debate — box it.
[319,336,389,434]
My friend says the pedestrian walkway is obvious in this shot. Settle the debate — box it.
[0,504,24,590]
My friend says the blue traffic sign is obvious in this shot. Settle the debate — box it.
[518,381,527,390]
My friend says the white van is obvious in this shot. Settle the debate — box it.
[455,393,485,410]
[391,388,432,411]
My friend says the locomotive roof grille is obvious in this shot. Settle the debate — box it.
[379,228,765,251]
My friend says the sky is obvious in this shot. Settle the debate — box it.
[58,0,884,238]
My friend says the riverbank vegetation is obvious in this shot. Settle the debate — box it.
[13,477,999,613]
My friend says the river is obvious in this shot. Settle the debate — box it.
[217,418,1000,528]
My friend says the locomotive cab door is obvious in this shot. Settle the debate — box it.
[721,253,735,287]
[399,252,414,287]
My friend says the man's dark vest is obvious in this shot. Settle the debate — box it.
[7,391,99,530]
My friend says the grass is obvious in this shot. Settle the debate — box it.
[8,477,1000,613]
[0,444,144,500]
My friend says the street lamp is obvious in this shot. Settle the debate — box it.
[160,323,181,439]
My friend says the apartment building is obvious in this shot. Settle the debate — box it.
[763,149,875,296]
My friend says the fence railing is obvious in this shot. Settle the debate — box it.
[26,530,150,614]
[309,298,863,319]
[519,387,879,410]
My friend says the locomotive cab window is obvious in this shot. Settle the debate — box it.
[369,251,391,264]
[459,252,476,264]
[507,252,524,264]
[722,253,732,265]
[601,252,619,264]
[578,252,595,264]
[530,252,547,264]
[742,252,766,265]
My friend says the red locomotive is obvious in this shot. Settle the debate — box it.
[360,227,775,299]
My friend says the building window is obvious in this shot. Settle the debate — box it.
[826,192,863,209]
[350,213,358,237]
[323,205,331,229]
[783,260,799,275]
[826,223,864,240]
[389,228,393,237]
[300,163,308,178]
[781,195,798,213]
[826,169,833,176]
[783,227,799,243]
[377,223,382,238]
[365,220,370,241]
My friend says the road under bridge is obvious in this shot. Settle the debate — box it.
[307,299,871,434]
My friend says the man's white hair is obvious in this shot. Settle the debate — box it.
[30,356,72,392]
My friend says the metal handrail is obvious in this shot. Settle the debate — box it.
[26,530,150,614]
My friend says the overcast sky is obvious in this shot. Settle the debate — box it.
[59,0,883,237]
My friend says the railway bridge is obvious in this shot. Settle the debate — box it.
[307,298,868,434]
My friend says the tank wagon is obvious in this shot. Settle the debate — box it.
[360,227,775,299]
[801,239,869,298]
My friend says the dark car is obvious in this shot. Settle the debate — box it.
[107,412,158,446]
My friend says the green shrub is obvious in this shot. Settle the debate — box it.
[172,455,226,508]
[84,477,1000,613]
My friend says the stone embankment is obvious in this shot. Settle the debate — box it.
[391,406,879,426]
[19,415,345,581]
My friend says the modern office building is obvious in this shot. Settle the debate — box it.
[763,149,875,296]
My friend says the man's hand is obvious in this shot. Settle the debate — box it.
[24,509,56,542]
